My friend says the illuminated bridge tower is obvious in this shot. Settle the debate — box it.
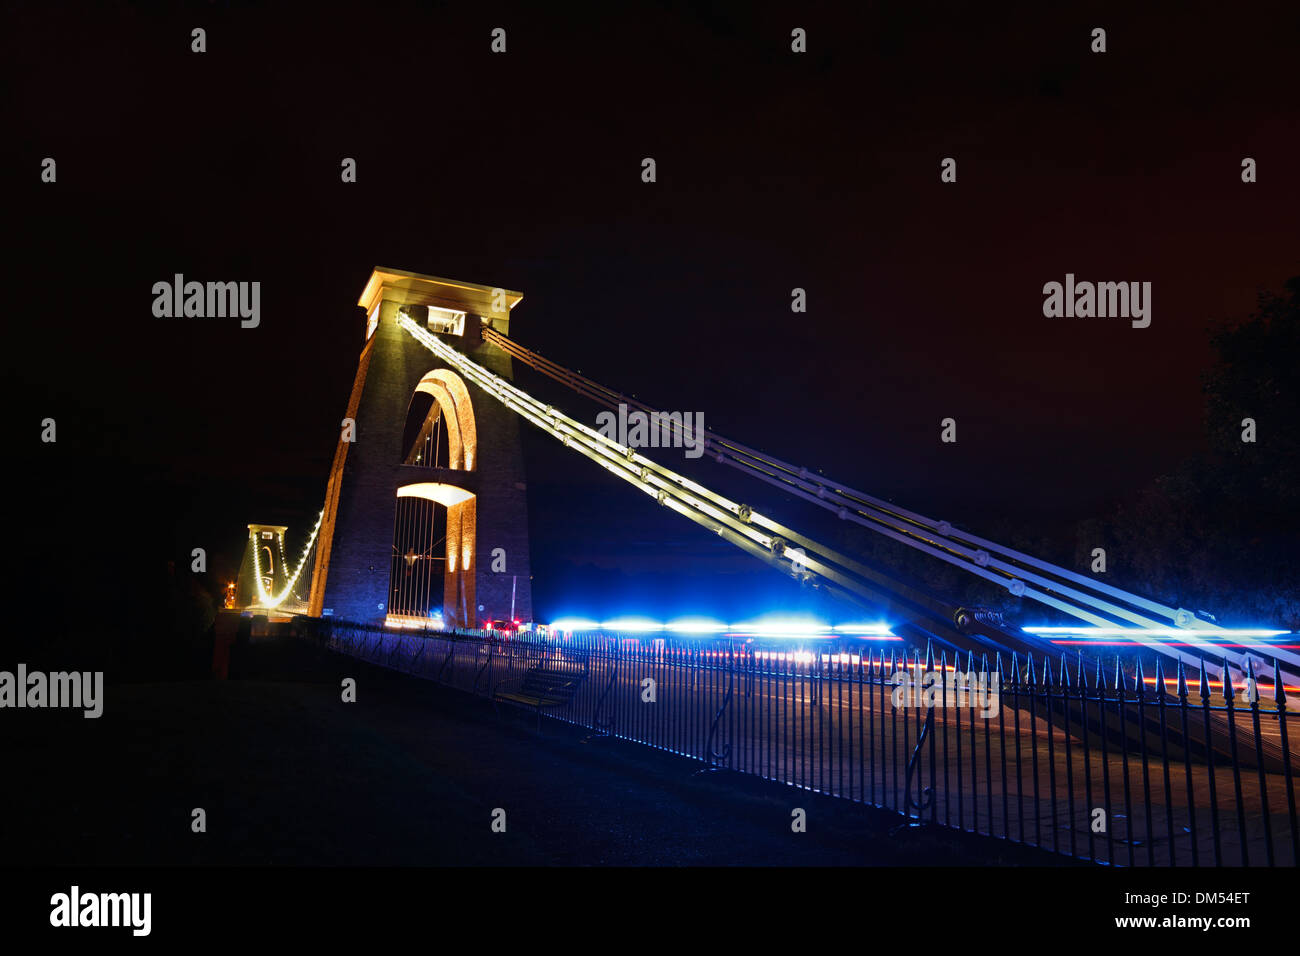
[307,268,534,628]
[237,524,294,610]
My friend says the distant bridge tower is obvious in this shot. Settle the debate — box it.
[237,523,291,610]
[307,268,533,628]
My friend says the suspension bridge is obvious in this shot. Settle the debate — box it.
[232,267,1298,865]
[236,268,1297,688]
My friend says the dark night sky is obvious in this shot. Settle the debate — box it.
[5,1,1298,623]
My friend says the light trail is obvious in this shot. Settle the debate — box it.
[544,616,899,640]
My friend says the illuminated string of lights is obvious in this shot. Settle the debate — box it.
[250,508,325,609]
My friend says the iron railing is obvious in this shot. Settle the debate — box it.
[301,619,1299,867]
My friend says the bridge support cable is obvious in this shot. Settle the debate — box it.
[482,327,1192,624]
[481,327,1299,682]
[403,317,991,650]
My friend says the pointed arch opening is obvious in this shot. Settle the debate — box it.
[399,369,477,471]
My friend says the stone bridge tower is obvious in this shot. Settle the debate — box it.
[308,267,533,628]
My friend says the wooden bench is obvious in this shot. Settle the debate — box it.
[493,656,589,728]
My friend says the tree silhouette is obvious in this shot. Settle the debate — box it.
[1083,277,1300,627]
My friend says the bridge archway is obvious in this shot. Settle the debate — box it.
[401,369,477,471]
[387,480,477,629]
